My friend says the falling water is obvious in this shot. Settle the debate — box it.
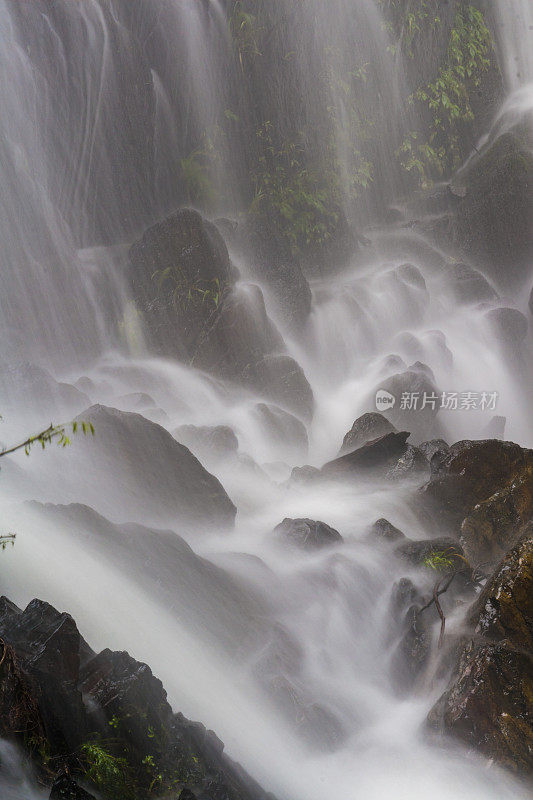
[0,1,531,798]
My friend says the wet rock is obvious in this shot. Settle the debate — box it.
[429,639,533,774]
[429,528,533,774]
[192,282,285,379]
[460,462,533,569]
[244,354,314,422]
[418,439,449,462]
[485,307,529,345]
[469,525,533,651]
[0,596,275,800]
[0,361,89,422]
[61,405,237,529]
[254,403,308,461]
[391,604,431,693]
[0,598,90,755]
[452,132,533,287]
[174,424,239,461]
[322,431,410,477]
[273,518,343,550]
[447,262,498,305]
[369,518,406,542]
[49,774,96,799]
[422,439,533,532]
[394,537,465,570]
[339,412,397,456]
[386,444,429,481]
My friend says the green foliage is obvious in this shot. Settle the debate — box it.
[229,1,263,68]
[424,549,458,573]
[399,5,492,184]
[0,420,94,460]
[152,266,225,312]
[81,741,132,799]
[180,144,217,208]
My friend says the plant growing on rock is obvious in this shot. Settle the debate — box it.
[81,741,132,799]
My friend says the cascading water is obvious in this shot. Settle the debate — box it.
[0,1,531,798]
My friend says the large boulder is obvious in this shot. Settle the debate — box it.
[174,424,239,462]
[254,403,309,461]
[272,518,343,550]
[451,132,533,287]
[428,527,533,775]
[422,439,533,535]
[339,413,397,456]
[0,597,275,800]
[322,431,411,477]
[374,364,441,443]
[243,355,314,422]
[46,405,237,529]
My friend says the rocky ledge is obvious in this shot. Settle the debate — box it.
[0,597,274,800]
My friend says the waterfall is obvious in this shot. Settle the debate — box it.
[0,1,531,798]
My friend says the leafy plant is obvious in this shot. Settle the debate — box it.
[152,267,225,312]
[0,420,94,459]
[424,549,460,573]
[81,741,132,799]
[399,5,492,184]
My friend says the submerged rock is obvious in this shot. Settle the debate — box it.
[243,354,314,422]
[254,403,309,460]
[369,518,406,543]
[174,424,239,461]
[273,518,343,550]
[447,262,498,305]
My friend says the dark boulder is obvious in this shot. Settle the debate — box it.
[386,444,429,481]
[469,524,533,652]
[49,774,96,799]
[273,518,343,550]
[418,439,449,462]
[339,412,397,456]
[288,465,322,486]
[421,439,533,533]
[394,538,465,571]
[322,431,410,477]
[369,518,406,543]
[428,528,533,774]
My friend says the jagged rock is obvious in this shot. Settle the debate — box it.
[428,528,533,774]
[460,462,533,569]
[49,774,96,799]
[369,518,406,543]
[61,405,237,529]
[254,403,308,461]
[339,412,397,456]
[0,598,90,755]
[273,518,343,550]
[386,445,429,481]
[422,439,533,532]
[244,355,314,422]
[485,307,529,345]
[428,640,533,775]
[174,424,239,461]
[469,524,533,651]
[0,596,275,799]
[418,439,449,462]
[322,431,410,477]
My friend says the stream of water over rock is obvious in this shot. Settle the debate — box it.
[0,1,531,798]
